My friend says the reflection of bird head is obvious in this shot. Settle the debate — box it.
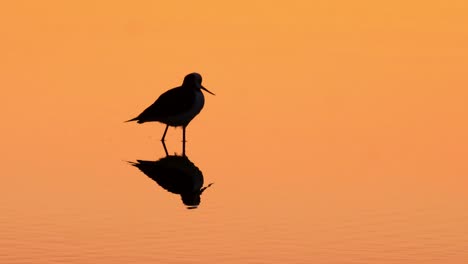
[181,193,201,208]
[182,183,214,209]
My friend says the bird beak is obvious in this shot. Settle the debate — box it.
[201,86,215,95]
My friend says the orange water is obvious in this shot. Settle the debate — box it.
[1,1,468,263]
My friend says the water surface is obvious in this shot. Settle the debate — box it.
[2,1,468,263]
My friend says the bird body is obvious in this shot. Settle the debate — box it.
[127,85,205,127]
[126,73,214,155]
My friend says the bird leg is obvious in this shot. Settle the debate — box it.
[182,126,186,156]
[161,140,169,156]
[161,125,169,142]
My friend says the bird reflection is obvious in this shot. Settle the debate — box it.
[129,155,213,209]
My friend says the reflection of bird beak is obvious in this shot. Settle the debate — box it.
[201,86,215,95]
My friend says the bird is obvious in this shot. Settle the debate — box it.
[126,73,214,155]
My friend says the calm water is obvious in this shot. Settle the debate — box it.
[2,113,468,263]
[2,1,468,263]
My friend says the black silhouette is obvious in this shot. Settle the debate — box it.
[129,155,213,209]
[126,73,214,156]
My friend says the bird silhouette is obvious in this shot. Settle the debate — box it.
[126,73,214,155]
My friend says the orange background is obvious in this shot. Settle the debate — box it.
[1,1,468,263]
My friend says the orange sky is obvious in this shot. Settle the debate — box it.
[1,1,468,263]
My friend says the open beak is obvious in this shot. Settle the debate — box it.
[201,86,215,95]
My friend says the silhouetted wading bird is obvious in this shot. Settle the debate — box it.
[126,73,214,155]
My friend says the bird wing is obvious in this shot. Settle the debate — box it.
[135,87,195,122]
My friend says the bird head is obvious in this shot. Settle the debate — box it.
[183,73,215,95]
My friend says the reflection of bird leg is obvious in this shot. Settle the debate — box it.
[161,125,169,142]
[160,125,169,156]
[182,126,187,156]
[199,183,214,195]
[161,140,169,156]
